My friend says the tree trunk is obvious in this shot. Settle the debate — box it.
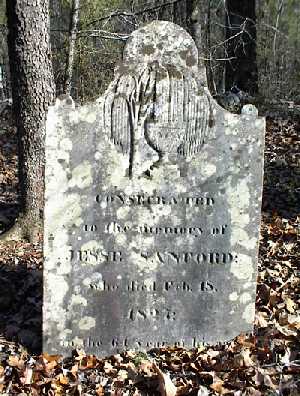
[157,0,189,29]
[64,0,80,95]
[4,0,54,242]
[187,0,213,91]
[225,0,258,95]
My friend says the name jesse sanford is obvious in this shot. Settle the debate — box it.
[69,249,237,265]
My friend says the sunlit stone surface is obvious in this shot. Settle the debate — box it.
[43,21,265,356]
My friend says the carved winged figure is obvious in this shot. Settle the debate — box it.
[102,21,212,177]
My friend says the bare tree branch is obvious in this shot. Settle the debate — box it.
[273,0,284,56]
[77,29,130,41]
[83,0,184,28]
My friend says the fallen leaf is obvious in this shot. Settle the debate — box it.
[96,385,105,396]
[23,367,33,385]
[104,361,117,375]
[8,355,24,369]
[285,297,296,313]
[43,353,61,363]
[275,322,298,336]
[287,314,300,328]
[117,369,128,380]
[197,385,210,396]
[111,389,124,396]
[210,379,227,395]
[242,387,262,396]
[241,348,256,367]
[255,311,269,328]
[152,362,177,396]
[71,363,79,376]
[59,374,69,385]
[139,359,153,375]
[45,360,58,371]
[256,368,277,390]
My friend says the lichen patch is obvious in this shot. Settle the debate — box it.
[242,303,255,324]
[230,254,253,280]
[69,162,93,189]
[78,316,96,331]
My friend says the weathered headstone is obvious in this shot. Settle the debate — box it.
[43,21,265,356]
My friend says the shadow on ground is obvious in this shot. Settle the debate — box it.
[262,161,300,219]
[0,202,19,234]
[0,264,42,354]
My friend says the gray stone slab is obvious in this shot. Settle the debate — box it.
[43,21,265,356]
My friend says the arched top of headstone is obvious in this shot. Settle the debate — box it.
[100,21,212,178]
[122,21,206,84]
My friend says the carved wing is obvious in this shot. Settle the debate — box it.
[178,77,211,157]
[103,75,136,154]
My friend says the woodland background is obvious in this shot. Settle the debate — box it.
[0,0,300,104]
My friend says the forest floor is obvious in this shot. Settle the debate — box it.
[0,107,299,395]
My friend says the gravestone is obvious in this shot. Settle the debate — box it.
[43,21,265,356]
